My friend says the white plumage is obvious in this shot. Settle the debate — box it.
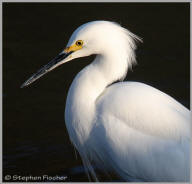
[22,21,190,182]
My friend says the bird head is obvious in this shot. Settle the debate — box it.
[21,21,141,88]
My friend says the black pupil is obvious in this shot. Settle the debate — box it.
[77,41,81,45]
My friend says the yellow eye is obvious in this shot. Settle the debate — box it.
[76,40,83,46]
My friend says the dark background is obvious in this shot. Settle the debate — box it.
[3,3,190,182]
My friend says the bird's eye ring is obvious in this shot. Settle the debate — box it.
[76,40,83,46]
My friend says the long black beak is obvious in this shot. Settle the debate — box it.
[20,51,73,88]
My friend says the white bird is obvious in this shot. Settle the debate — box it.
[21,21,190,182]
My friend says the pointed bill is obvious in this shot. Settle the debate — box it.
[20,51,73,88]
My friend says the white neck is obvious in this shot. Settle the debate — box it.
[65,51,130,145]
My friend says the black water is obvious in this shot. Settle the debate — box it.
[3,3,190,182]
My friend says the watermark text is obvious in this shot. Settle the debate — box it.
[4,174,68,182]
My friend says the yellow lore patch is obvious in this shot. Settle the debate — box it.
[64,40,83,53]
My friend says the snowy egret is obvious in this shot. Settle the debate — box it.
[21,21,190,182]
